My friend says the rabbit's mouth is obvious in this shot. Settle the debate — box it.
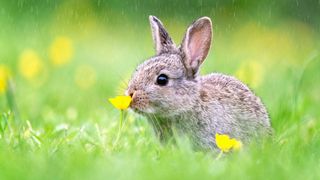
[126,89,155,114]
[130,105,155,115]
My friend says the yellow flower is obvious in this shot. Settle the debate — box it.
[231,139,243,151]
[108,96,132,110]
[49,36,74,66]
[0,65,10,94]
[19,49,43,80]
[215,133,242,152]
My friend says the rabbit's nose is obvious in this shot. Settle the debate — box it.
[125,88,136,98]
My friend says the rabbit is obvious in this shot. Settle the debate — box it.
[125,15,272,150]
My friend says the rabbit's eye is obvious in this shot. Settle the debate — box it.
[156,74,168,86]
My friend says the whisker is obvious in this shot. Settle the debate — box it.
[114,77,130,95]
[146,114,158,137]
[152,113,162,133]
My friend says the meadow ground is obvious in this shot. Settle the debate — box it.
[0,1,320,179]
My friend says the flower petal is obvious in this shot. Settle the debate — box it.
[231,139,243,151]
[215,133,234,152]
[108,96,132,110]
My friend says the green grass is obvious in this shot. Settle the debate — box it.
[1,1,320,179]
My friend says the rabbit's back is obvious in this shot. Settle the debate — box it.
[197,73,271,143]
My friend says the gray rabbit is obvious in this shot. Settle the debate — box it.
[126,16,272,150]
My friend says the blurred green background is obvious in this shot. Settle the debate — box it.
[0,0,320,179]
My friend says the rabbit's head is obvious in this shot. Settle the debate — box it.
[126,16,212,117]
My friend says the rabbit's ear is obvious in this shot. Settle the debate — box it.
[149,15,175,55]
[181,17,212,78]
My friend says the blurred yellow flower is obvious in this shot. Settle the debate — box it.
[235,61,264,88]
[109,96,132,110]
[0,65,10,94]
[49,36,74,66]
[215,133,242,152]
[74,65,96,89]
[19,49,43,80]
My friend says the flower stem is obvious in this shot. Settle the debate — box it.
[119,110,123,130]
[112,110,124,150]
[5,79,20,124]
[215,150,223,160]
